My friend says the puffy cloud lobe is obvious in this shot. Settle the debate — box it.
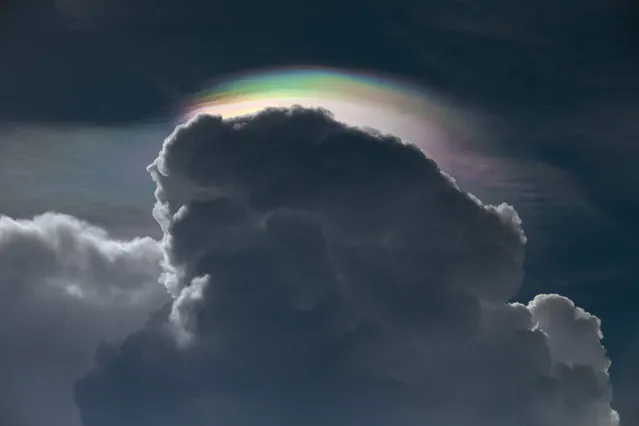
[528,295,619,426]
[529,294,608,371]
[0,213,166,426]
[0,213,162,302]
[75,107,618,426]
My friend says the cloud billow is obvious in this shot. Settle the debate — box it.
[74,107,619,426]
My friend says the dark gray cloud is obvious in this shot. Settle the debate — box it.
[0,213,167,426]
[75,108,618,426]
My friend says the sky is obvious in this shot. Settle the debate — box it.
[1,1,638,425]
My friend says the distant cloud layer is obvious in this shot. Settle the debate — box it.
[0,213,167,426]
[67,108,619,426]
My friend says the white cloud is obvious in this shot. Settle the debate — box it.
[0,212,167,426]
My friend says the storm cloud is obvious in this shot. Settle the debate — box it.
[74,108,619,426]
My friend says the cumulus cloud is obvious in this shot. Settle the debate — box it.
[73,107,619,426]
[0,213,167,426]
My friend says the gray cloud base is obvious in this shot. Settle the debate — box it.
[72,107,618,426]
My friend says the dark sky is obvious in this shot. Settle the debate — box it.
[2,0,636,122]
[1,1,639,425]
